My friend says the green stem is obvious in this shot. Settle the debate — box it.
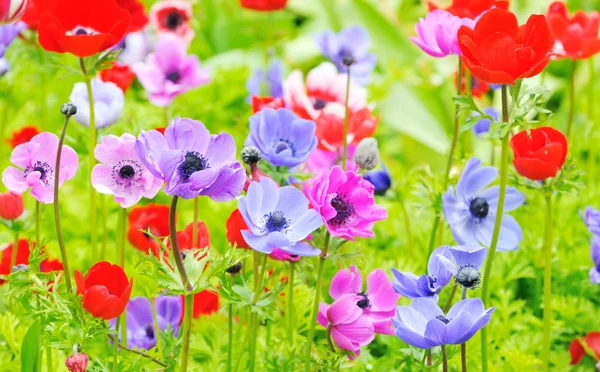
[180,293,194,372]
[341,66,351,170]
[566,59,576,140]
[108,334,167,367]
[398,194,414,258]
[0,84,12,141]
[193,198,199,247]
[443,284,458,313]
[248,254,268,372]
[35,201,40,246]
[112,317,120,372]
[588,58,596,184]
[304,233,331,372]
[542,193,553,371]
[442,345,448,372]
[45,347,52,372]
[288,262,296,371]
[101,194,107,260]
[54,113,73,292]
[10,231,18,270]
[227,275,234,372]
[119,207,127,346]
[461,287,467,372]
[150,297,162,353]
[480,84,510,372]
[79,58,98,260]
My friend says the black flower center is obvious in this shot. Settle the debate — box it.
[469,197,489,219]
[456,265,481,289]
[177,151,209,180]
[166,71,181,83]
[313,99,327,110]
[119,165,135,179]
[145,325,155,339]
[75,28,88,35]
[436,315,450,324]
[263,211,289,233]
[356,292,370,309]
[328,194,355,226]
[25,161,53,185]
[112,160,143,188]
[165,11,184,30]
[428,275,437,287]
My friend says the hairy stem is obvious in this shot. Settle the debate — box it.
[461,286,467,372]
[442,345,448,372]
[542,193,553,371]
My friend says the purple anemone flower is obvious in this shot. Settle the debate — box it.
[245,108,318,168]
[438,245,487,289]
[364,162,391,196]
[132,33,210,107]
[246,59,284,100]
[314,26,376,85]
[590,237,600,284]
[582,206,600,236]
[0,21,26,74]
[393,297,495,349]
[135,117,245,200]
[238,177,323,256]
[391,245,454,299]
[268,248,300,262]
[115,29,152,65]
[69,79,124,129]
[472,107,499,137]
[110,296,182,350]
[92,134,163,208]
[2,132,79,204]
[443,158,525,251]
[411,10,475,58]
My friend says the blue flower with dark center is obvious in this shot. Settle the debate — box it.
[177,151,209,180]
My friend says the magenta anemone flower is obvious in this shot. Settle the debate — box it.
[92,134,163,208]
[132,33,210,107]
[2,132,78,204]
[411,10,475,58]
[303,165,387,240]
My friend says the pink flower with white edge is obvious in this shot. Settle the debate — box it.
[149,0,194,44]
[319,265,400,336]
[2,132,78,204]
[317,293,374,360]
[303,165,387,240]
[91,134,163,208]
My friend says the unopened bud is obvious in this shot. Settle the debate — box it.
[241,146,261,166]
[226,262,243,274]
[354,138,380,171]
[61,102,77,117]
[342,55,355,67]
[455,266,480,289]
[65,352,88,372]
[12,264,28,273]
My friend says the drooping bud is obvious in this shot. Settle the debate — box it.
[12,264,28,273]
[65,351,89,372]
[241,146,261,166]
[455,266,481,289]
[354,138,380,171]
[60,102,78,117]
[226,262,243,274]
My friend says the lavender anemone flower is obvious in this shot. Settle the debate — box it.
[314,26,376,85]
[0,21,25,75]
[582,206,600,236]
[411,10,475,58]
[438,245,487,289]
[590,237,600,284]
[110,296,182,350]
[391,245,454,299]
[135,117,245,200]
[246,59,284,100]
[2,132,79,204]
[393,297,495,349]
[472,107,499,137]
[69,79,124,129]
[443,158,525,251]
[132,33,210,107]
[245,108,318,168]
[115,29,152,65]
[364,163,391,196]
[92,134,163,208]
[238,177,323,256]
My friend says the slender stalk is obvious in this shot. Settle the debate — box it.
[441,345,448,372]
[566,59,576,140]
[304,233,331,372]
[119,207,127,346]
[0,85,12,140]
[180,293,194,372]
[542,193,553,371]
[288,262,296,371]
[398,193,414,257]
[79,58,98,260]
[112,317,120,372]
[54,113,73,292]
[227,275,235,372]
[10,232,18,269]
[108,335,168,367]
[325,324,336,353]
[35,201,40,246]
[480,84,510,372]
[150,297,162,353]
[101,195,107,260]
[46,347,52,372]
[193,198,199,247]
[461,287,467,372]
[588,58,597,184]
[443,285,458,312]
[248,254,268,371]
[341,66,351,170]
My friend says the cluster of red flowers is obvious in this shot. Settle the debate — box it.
[0,240,63,285]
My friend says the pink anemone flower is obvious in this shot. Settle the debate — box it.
[149,0,194,44]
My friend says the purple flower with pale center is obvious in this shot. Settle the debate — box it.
[110,296,182,350]
[582,206,600,236]
[391,245,454,299]
[472,107,499,137]
[135,117,245,200]
[92,134,163,208]
[411,10,475,58]
[0,21,25,75]
[69,79,124,129]
[245,108,318,168]
[238,177,323,256]
[392,297,495,348]
[590,237,600,284]
[443,158,525,251]
[246,59,284,100]
[303,166,387,241]
[132,33,210,107]
[2,132,79,204]
[364,162,391,196]
[314,26,376,85]
[318,265,400,336]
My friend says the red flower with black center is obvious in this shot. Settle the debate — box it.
[226,209,250,249]
[251,96,285,113]
[569,332,600,365]
[0,191,23,220]
[428,0,509,19]
[100,62,136,93]
[240,0,287,12]
[547,1,600,60]
[127,204,171,256]
[7,126,39,148]
[149,0,194,43]
[510,126,568,181]
[37,0,131,57]
[75,261,133,320]
[117,0,148,32]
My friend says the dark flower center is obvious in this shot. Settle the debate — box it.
[313,99,327,110]
[428,275,437,288]
[273,139,295,155]
[75,28,88,35]
[119,165,135,179]
[356,292,370,309]
[165,11,184,30]
[263,211,289,233]
[328,194,355,226]
[469,197,489,219]
[113,160,142,188]
[178,151,209,180]
[166,71,181,83]
[436,315,450,324]
[25,161,53,185]
[456,265,481,289]
[145,325,155,339]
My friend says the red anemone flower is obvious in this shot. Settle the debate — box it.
[226,209,250,249]
[546,2,600,60]
[192,290,219,317]
[240,0,287,11]
[7,126,39,148]
[315,108,378,152]
[75,261,133,320]
[510,126,568,181]
[0,240,63,284]
[21,0,41,29]
[37,0,131,57]
[0,191,23,220]
[100,62,136,93]
[117,0,148,32]
[127,204,171,256]
[251,96,285,113]
[570,332,600,365]
[0,0,28,24]
[428,0,509,19]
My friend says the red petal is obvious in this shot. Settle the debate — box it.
[569,338,586,365]
[513,157,559,180]
[474,8,519,45]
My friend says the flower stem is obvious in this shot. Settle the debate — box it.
[119,207,127,347]
[112,316,120,372]
[227,275,235,372]
[288,262,296,370]
[79,58,98,260]
[480,84,510,372]
[341,66,351,170]
[10,231,18,270]
[101,195,107,260]
[193,198,198,247]
[398,193,414,258]
[180,293,194,372]
[542,193,553,371]
[35,201,40,246]
[326,324,336,353]
[566,59,576,140]
[461,286,467,372]
[443,285,458,312]
[441,345,448,372]
[150,297,162,353]
[304,233,331,372]
[45,346,52,372]
[108,334,167,367]
[54,112,73,292]
[248,253,268,372]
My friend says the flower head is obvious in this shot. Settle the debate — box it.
[0,240,62,284]
[69,79,124,129]
[428,0,508,19]
[547,2,600,60]
[149,0,194,43]
[92,134,163,208]
[0,191,23,220]
[510,126,568,181]
[393,297,495,348]
[443,158,524,251]
[251,96,285,113]
[127,204,170,255]
[65,352,88,372]
[240,0,287,11]
[314,26,376,85]
[364,163,391,196]
[191,290,219,317]
[245,108,318,168]
[472,107,499,136]
[268,248,300,262]
[2,132,79,204]
[74,261,133,320]
[100,62,136,93]
[115,28,152,65]
[411,10,475,58]
[582,206,600,236]
[247,60,284,100]
[118,0,148,32]
[7,126,39,148]
[133,34,210,107]
[438,245,487,289]
[590,237,600,284]
[0,0,28,24]
[354,137,380,171]
[0,21,25,58]
[304,166,387,241]
[569,331,600,366]
[226,208,250,249]
[238,178,323,256]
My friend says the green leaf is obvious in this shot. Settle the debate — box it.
[21,319,41,372]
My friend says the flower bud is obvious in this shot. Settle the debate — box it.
[342,55,355,67]
[241,145,261,165]
[65,352,89,372]
[12,264,28,272]
[61,102,78,117]
[364,164,391,196]
[354,138,380,171]
[0,0,28,24]
[226,262,242,274]
[0,191,24,220]
[455,266,480,289]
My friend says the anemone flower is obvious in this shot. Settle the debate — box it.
[7,126,40,149]
[238,177,323,256]
[2,132,79,204]
[443,158,525,251]
[0,22,26,73]
[69,79,124,129]
[438,245,487,289]
[411,10,475,58]
[148,0,194,43]
[364,163,391,196]
[582,206,600,236]
[305,146,359,177]
[246,59,284,100]
[127,204,170,255]
[590,237,600,284]
[135,117,245,200]
[472,107,499,137]
[115,28,152,65]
